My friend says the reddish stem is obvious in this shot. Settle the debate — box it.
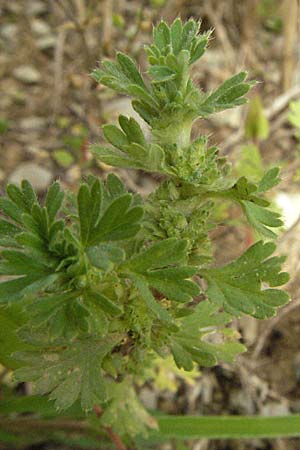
[94,405,127,450]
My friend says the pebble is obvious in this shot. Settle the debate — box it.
[36,35,56,50]
[26,0,48,16]
[261,401,290,416]
[8,162,53,191]
[139,387,158,410]
[13,65,41,84]
[19,117,47,131]
[1,24,18,42]
[30,19,51,35]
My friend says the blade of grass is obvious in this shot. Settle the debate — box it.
[149,415,300,440]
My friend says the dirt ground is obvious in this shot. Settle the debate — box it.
[1,1,300,449]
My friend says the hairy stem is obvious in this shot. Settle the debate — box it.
[94,404,127,450]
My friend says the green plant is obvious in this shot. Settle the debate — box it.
[288,100,300,140]
[0,18,290,447]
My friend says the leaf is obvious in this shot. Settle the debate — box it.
[6,181,37,214]
[148,66,177,83]
[0,250,51,276]
[130,273,173,324]
[45,182,64,224]
[84,289,123,317]
[125,238,189,272]
[153,20,170,52]
[200,241,289,319]
[101,379,158,437]
[242,200,283,238]
[118,115,146,146]
[116,53,146,89]
[14,336,121,411]
[89,193,143,244]
[170,18,183,55]
[198,72,252,115]
[171,301,245,370]
[77,180,103,245]
[123,239,200,320]
[225,176,283,238]
[106,173,126,198]
[26,291,89,340]
[0,304,33,369]
[0,197,23,223]
[0,274,60,303]
[86,243,125,271]
[236,144,264,182]
[102,124,129,149]
[245,95,269,141]
[258,167,281,192]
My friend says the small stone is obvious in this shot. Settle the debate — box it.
[36,35,56,50]
[27,145,48,159]
[19,116,47,131]
[13,65,41,84]
[26,0,48,15]
[261,401,290,417]
[5,4,22,13]
[8,162,53,191]
[1,24,18,42]
[139,387,158,410]
[30,19,51,35]
[65,165,81,184]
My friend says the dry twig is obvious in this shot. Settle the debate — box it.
[252,298,300,360]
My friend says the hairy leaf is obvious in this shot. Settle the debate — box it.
[201,241,289,318]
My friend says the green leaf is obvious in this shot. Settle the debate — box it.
[153,20,170,52]
[170,18,183,55]
[242,200,283,238]
[224,176,283,238]
[148,66,177,83]
[245,95,269,141]
[198,72,252,115]
[201,241,289,318]
[171,301,245,369]
[85,289,123,317]
[116,52,147,89]
[77,179,103,245]
[0,197,23,223]
[0,304,33,369]
[124,239,200,315]
[102,124,129,149]
[86,243,125,271]
[101,379,158,437]
[89,193,143,244]
[258,167,281,192]
[14,336,121,411]
[26,291,88,340]
[0,273,59,303]
[128,273,173,324]
[125,238,189,272]
[106,173,126,198]
[118,115,146,146]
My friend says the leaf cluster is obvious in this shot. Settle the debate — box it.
[0,18,289,438]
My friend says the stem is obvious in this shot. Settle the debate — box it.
[0,417,90,434]
[94,405,127,450]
